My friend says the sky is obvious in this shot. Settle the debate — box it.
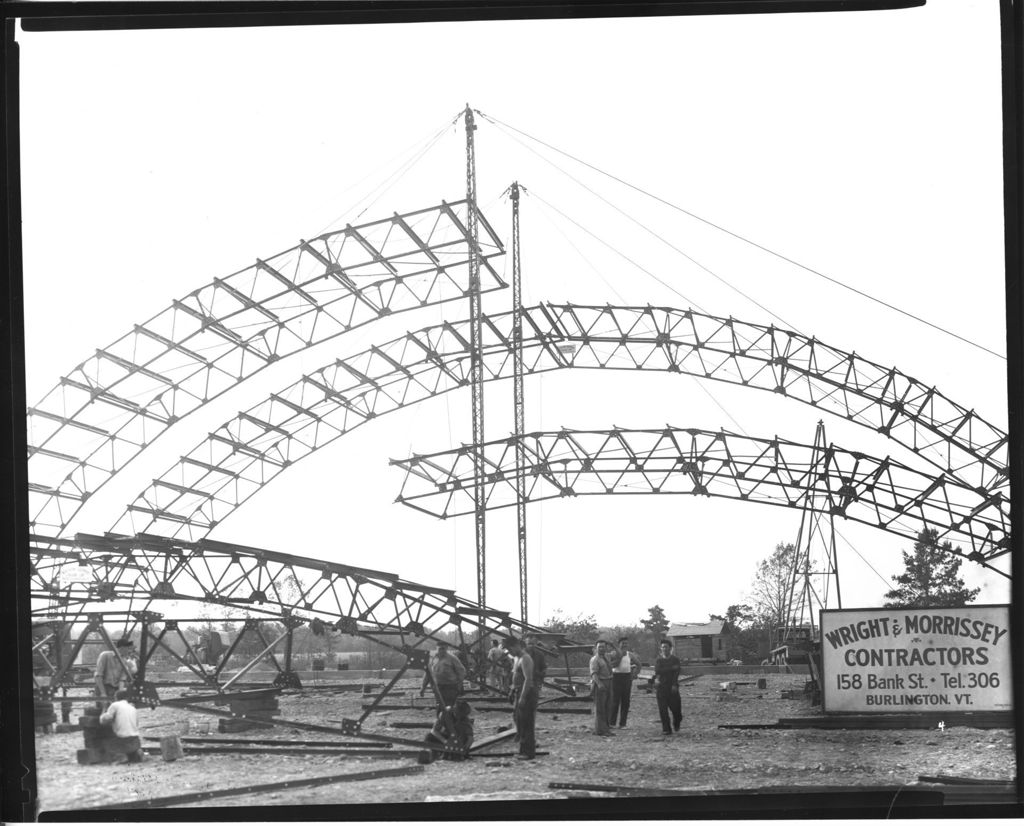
[17,1,1010,628]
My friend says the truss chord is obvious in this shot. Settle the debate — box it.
[29,200,506,536]
[108,305,1008,542]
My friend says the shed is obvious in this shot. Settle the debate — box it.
[667,620,727,663]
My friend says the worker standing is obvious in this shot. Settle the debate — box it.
[607,637,641,728]
[94,639,138,705]
[589,640,614,736]
[523,633,548,696]
[502,636,538,760]
[654,639,683,735]
[427,640,466,710]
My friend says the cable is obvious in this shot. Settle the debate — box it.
[532,191,749,435]
[529,193,629,305]
[484,115,798,332]
[833,526,893,591]
[315,111,462,235]
[529,189,708,314]
[476,110,1005,361]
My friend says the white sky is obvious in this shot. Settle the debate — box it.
[18,1,1010,628]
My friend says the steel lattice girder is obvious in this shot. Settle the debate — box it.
[27,200,506,537]
[28,534,571,651]
[106,304,1009,542]
[390,427,1010,567]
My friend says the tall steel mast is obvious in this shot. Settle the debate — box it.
[510,182,528,623]
[464,106,487,610]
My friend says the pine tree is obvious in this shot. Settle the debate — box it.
[641,605,670,644]
[884,528,981,608]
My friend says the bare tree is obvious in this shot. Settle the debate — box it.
[749,542,800,649]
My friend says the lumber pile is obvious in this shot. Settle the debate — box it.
[218,689,281,733]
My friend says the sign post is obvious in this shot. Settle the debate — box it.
[820,605,1012,714]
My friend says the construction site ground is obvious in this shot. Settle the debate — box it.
[35,671,1016,815]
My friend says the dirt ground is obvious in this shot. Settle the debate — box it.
[33,672,1017,815]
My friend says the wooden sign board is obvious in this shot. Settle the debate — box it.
[820,605,1012,714]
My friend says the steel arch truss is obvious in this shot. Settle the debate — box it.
[109,304,1009,542]
[390,427,1010,568]
[27,200,506,536]
[30,532,570,642]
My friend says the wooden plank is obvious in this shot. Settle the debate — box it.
[141,736,391,748]
[141,746,419,758]
[776,712,1014,729]
[66,765,425,811]
[467,728,517,753]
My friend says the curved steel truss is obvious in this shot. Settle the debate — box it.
[108,304,1009,542]
[29,533,568,645]
[27,200,506,536]
[390,427,1010,567]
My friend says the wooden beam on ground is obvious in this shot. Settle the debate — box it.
[775,712,1013,729]
[141,736,391,748]
[140,746,420,758]
[467,728,517,753]
[169,700,449,752]
[64,765,425,811]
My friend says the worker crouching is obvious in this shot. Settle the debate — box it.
[99,689,145,763]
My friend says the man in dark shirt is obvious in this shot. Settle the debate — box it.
[424,698,474,760]
[654,638,682,734]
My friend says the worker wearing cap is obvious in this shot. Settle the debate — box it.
[427,640,466,710]
[94,639,138,703]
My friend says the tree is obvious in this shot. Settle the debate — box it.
[710,604,762,663]
[542,610,598,641]
[884,529,980,608]
[710,603,755,632]
[640,605,670,645]
[749,543,801,638]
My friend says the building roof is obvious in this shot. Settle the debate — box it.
[667,620,726,637]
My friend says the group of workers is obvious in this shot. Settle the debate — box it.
[84,629,687,768]
[420,632,688,761]
[92,638,145,762]
[590,637,683,735]
[418,633,548,761]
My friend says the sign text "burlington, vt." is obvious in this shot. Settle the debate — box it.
[820,605,1011,714]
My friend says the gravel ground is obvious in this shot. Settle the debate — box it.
[34,673,1016,815]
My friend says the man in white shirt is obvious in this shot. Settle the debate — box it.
[608,637,640,728]
[99,689,144,763]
